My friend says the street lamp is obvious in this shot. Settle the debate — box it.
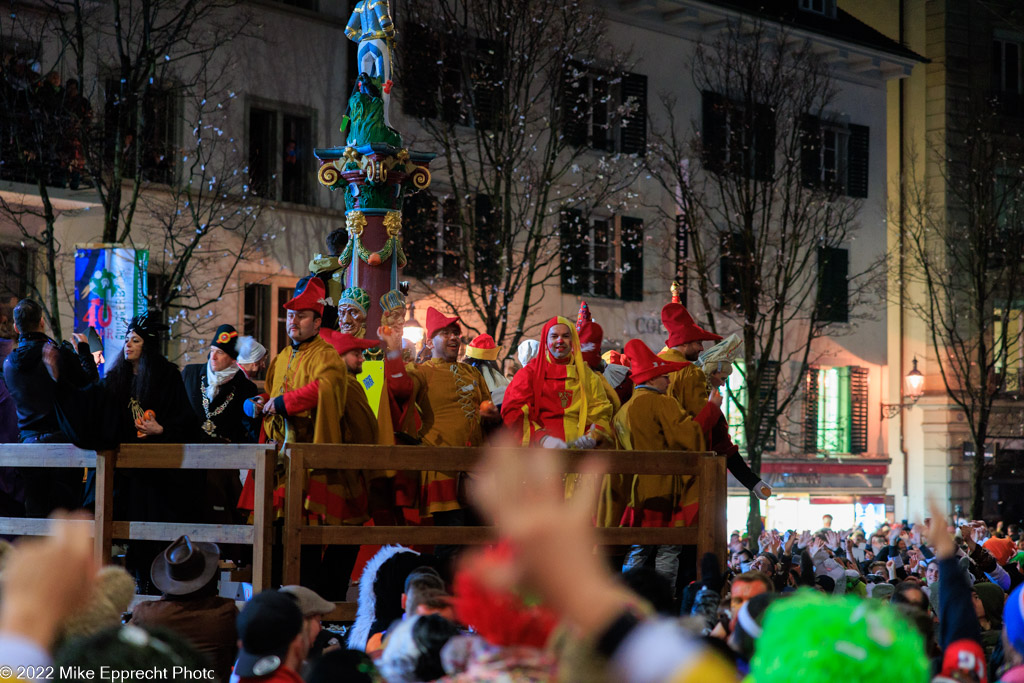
[881,357,925,419]
[402,301,424,347]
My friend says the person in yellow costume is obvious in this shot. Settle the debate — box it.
[237,276,364,599]
[406,307,498,570]
[322,331,382,445]
[617,339,708,592]
[659,302,772,500]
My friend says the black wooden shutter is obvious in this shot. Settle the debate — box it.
[620,216,644,301]
[400,22,439,119]
[562,62,589,148]
[847,124,869,198]
[620,72,648,155]
[800,114,822,189]
[754,103,776,181]
[473,194,499,286]
[803,367,820,453]
[701,91,727,174]
[560,208,587,294]
[441,198,464,278]
[817,246,849,323]
[757,360,779,451]
[471,38,502,132]
[849,366,869,454]
[402,191,439,278]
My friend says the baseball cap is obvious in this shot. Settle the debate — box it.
[279,585,334,617]
[236,591,304,677]
[939,638,987,683]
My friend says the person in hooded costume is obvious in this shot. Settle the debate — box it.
[616,340,709,590]
[575,301,621,414]
[658,303,771,500]
[502,315,614,450]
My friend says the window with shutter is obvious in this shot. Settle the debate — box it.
[701,91,775,180]
[817,246,849,323]
[401,192,440,278]
[847,124,869,198]
[562,65,645,153]
[803,367,820,453]
[400,22,440,119]
[849,366,869,454]
[620,216,644,301]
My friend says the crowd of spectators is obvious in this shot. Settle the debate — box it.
[0,55,92,189]
[0,447,1021,683]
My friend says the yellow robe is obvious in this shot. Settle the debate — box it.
[615,387,705,527]
[263,335,367,525]
[341,374,380,445]
[591,366,628,528]
[659,349,708,418]
[407,358,488,515]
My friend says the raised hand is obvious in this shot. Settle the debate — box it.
[825,530,840,550]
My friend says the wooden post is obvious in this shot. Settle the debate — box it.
[282,446,305,586]
[252,448,275,593]
[93,450,115,567]
[696,453,727,578]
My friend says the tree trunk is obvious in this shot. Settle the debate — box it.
[970,435,986,520]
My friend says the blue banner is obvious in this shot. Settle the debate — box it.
[74,245,149,375]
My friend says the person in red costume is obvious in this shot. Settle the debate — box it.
[501,316,613,449]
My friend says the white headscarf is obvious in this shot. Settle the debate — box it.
[517,339,540,368]
[236,336,267,365]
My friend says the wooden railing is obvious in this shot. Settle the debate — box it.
[0,443,727,621]
[0,443,276,590]
[282,445,727,621]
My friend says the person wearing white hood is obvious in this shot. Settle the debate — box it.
[236,335,268,379]
[516,339,539,370]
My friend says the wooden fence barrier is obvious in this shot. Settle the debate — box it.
[282,444,727,622]
[0,443,727,619]
[0,443,276,591]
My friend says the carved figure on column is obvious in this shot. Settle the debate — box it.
[346,0,396,127]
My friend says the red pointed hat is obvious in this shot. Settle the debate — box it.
[466,333,500,361]
[625,339,688,385]
[426,306,460,339]
[327,332,380,357]
[661,303,722,348]
[284,276,327,315]
[575,301,604,367]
